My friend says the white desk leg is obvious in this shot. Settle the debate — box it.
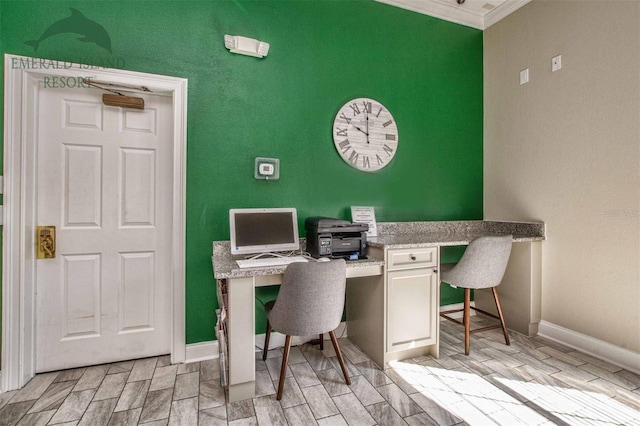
[346,275,385,368]
[227,276,256,402]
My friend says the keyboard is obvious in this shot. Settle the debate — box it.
[235,256,309,269]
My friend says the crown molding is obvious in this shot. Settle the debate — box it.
[375,0,531,30]
[484,0,531,29]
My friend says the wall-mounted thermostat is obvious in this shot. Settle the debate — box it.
[254,157,280,180]
[259,163,274,175]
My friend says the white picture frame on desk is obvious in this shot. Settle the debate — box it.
[351,206,377,237]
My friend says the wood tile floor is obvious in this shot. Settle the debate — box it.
[1,318,639,425]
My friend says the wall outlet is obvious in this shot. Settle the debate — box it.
[254,157,280,180]
[520,68,529,85]
[552,55,562,72]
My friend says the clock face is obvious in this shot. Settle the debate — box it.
[332,97,398,172]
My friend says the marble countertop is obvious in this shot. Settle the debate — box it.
[212,220,545,279]
[369,220,545,248]
[212,241,385,280]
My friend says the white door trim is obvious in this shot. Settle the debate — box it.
[2,54,188,391]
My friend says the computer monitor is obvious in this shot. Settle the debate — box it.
[229,208,300,255]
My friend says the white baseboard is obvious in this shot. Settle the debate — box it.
[185,322,349,363]
[186,317,640,376]
[185,306,475,365]
[256,322,349,353]
[538,320,640,375]
[439,301,476,320]
[185,341,219,363]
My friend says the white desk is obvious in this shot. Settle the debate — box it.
[212,220,545,402]
[212,248,384,402]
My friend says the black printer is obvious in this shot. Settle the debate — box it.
[305,217,368,259]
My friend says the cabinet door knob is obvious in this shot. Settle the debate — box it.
[410,255,416,261]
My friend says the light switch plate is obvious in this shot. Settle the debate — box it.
[552,55,562,72]
[254,157,280,180]
[520,68,529,85]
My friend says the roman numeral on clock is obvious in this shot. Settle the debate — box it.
[349,150,359,164]
[362,156,370,169]
[336,127,348,137]
[362,101,372,113]
[385,134,396,141]
[349,103,360,115]
[338,139,351,154]
[339,112,352,124]
[383,119,393,127]
[383,144,394,156]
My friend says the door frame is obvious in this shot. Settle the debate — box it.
[2,54,188,391]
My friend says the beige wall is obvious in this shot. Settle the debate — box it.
[484,0,640,353]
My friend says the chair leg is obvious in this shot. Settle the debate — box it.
[262,320,271,361]
[329,330,351,385]
[319,334,324,351]
[276,335,292,400]
[491,287,510,346]
[464,288,471,355]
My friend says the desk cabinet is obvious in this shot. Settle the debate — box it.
[361,245,440,365]
[387,268,438,352]
[385,247,439,358]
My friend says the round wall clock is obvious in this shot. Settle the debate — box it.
[332,97,398,172]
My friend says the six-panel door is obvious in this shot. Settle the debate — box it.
[35,84,174,372]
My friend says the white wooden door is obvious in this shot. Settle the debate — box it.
[35,85,173,372]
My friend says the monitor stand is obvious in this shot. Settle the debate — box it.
[244,252,289,260]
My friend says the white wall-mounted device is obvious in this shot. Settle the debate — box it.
[255,157,280,180]
[259,163,274,175]
[520,68,529,85]
[224,35,270,58]
[552,54,562,72]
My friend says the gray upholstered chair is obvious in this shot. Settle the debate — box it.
[440,235,513,355]
[262,259,351,400]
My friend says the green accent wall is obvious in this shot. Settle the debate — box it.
[0,0,483,345]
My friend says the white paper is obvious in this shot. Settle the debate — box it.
[351,206,377,237]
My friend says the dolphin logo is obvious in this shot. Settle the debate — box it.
[25,8,112,53]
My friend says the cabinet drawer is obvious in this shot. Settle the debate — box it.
[387,247,438,271]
